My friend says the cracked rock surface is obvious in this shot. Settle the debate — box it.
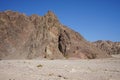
[0,10,111,59]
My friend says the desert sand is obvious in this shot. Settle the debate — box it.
[0,55,120,80]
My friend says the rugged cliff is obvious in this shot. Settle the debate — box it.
[0,10,110,59]
[93,40,120,55]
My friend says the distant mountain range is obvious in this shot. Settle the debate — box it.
[0,10,119,59]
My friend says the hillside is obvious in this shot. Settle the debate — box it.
[93,40,120,55]
[0,10,110,59]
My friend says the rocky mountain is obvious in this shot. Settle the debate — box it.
[93,40,120,55]
[0,10,110,59]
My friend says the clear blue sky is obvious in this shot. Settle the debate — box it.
[0,0,120,42]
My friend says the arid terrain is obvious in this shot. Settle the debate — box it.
[0,10,120,80]
[0,10,113,59]
[0,55,120,80]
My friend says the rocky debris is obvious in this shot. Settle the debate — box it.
[0,10,110,59]
[93,40,120,55]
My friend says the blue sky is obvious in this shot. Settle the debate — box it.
[0,0,120,42]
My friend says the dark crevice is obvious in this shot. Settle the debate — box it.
[58,30,70,57]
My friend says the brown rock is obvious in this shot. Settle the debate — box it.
[0,10,110,59]
[93,40,120,55]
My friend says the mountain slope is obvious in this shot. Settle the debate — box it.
[0,10,110,59]
[93,40,120,55]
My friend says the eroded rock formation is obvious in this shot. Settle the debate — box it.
[0,10,110,59]
[93,40,120,55]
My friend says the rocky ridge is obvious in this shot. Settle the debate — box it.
[93,40,120,55]
[0,10,110,59]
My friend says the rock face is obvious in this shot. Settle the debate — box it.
[93,40,120,55]
[0,10,110,59]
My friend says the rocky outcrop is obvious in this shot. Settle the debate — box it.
[0,10,110,59]
[93,40,120,55]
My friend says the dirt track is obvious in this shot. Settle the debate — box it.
[0,56,120,80]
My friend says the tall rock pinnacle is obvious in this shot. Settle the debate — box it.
[46,11,57,17]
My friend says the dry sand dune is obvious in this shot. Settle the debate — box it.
[0,55,120,80]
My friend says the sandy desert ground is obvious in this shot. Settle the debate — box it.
[0,55,120,80]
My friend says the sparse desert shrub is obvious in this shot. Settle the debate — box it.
[37,64,43,68]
